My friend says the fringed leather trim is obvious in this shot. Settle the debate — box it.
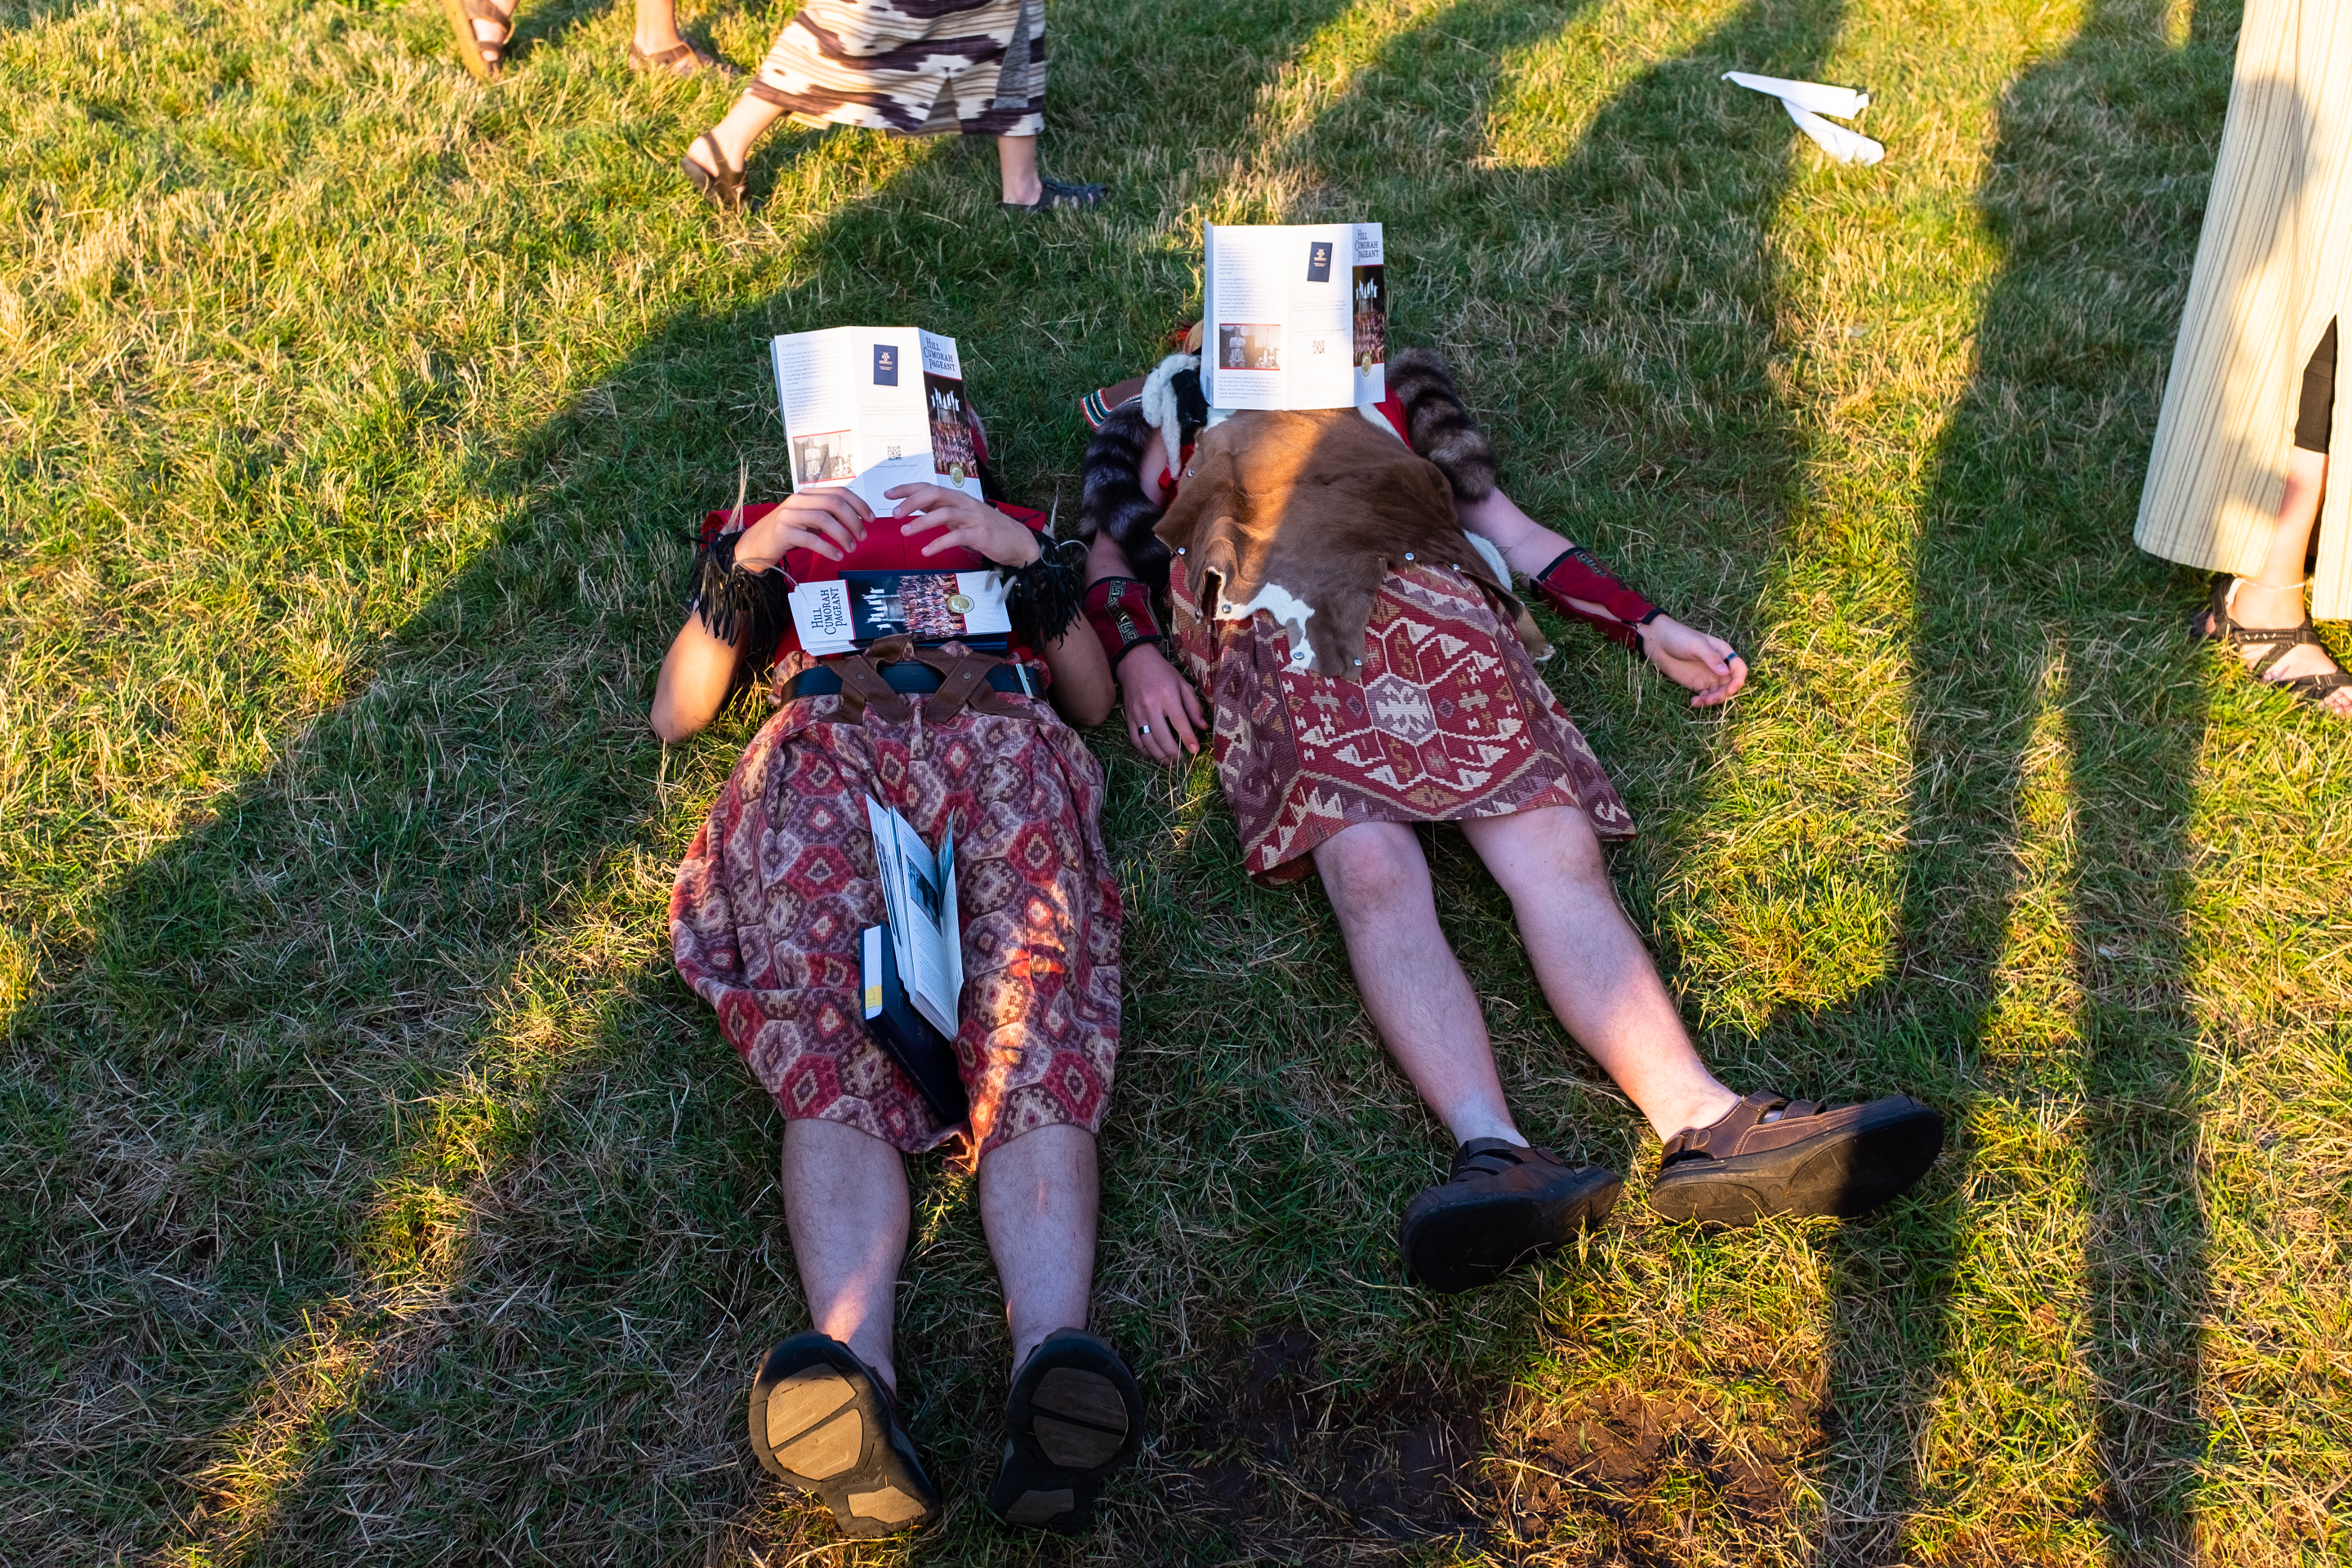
[687,530,793,658]
[1006,537,1088,647]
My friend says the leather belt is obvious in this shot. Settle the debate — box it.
[783,659,1036,703]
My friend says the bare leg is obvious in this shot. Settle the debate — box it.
[996,134,1042,206]
[782,1118,910,1392]
[976,1123,1097,1374]
[692,91,788,177]
[633,0,688,54]
[1312,821,1522,1146]
[2207,448,2349,715]
[1460,807,1740,1140]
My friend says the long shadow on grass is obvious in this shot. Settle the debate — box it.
[2,5,1414,1562]
[1111,0,1849,1556]
[1803,2,2238,1561]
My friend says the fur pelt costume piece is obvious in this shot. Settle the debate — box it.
[1078,345,1499,594]
[1156,407,1548,676]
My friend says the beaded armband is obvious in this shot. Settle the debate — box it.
[1085,577,1164,669]
[1530,545,1662,652]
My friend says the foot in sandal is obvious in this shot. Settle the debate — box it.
[1649,1092,1944,1225]
[984,1330,1144,1533]
[437,0,515,82]
[748,1332,941,1539]
[2194,575,2352,717]
[628,38,743,78]
[680,132,746,212]
[1398,1139,1623,1294]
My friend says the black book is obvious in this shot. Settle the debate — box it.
[861,923,969,1126]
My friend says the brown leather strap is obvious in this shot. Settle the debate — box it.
[822,636,1031,724]
[906,645,1025,721]
[829,635,914,723]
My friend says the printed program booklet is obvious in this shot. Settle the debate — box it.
[787,568,1013,657]
[861,795,969,1125]
[1202,222,1386,411]
[771,326,986,510]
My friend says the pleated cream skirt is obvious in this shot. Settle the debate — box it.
[2135,0,2352,615]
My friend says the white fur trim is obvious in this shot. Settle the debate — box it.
[1214,579,1319,670]
[1464,529,1512,585]
[1140,353,1201,471]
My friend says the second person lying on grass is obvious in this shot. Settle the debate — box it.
[1077,345,1945,1292]
[656,460,1142,1539]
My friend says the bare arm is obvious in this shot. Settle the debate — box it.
[648,490,871,745]
[886,483,1114,728]
[1085,430,1209,764]
[1458,486,1749,710]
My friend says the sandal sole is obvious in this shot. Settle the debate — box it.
[1400,1164,1623,1294]
[986,1330,1143,1533]
[748,1334,938,1539]
[1650,1101,1944,1225]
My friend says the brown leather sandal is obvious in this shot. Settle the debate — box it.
[2194,575,2352,714]
[1650,1092,1942,1224]
[680,133,746,213]
[627,39,745,78]
[437,0,513,82]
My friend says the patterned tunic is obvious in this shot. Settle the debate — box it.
[1171,558,1634,885]
[746,0,1046,139]
[670,658,1119,1166]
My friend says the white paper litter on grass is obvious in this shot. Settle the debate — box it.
[1722,71,1885,166]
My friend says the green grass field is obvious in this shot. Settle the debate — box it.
[5,0,2350,1559]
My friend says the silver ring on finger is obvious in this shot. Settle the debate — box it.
[1138,724,1151,736]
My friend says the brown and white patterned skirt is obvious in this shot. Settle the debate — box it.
[670,681,1118,1167]
[746,0,1046,140]
[1172,559,1635,885]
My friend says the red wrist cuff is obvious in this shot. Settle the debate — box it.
[1085,577,1164,668]
[1531,546,1660,649]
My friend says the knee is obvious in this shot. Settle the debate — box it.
[1487,810,1610,902]
[1313,824,1428,916]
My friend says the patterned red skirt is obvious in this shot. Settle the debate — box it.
[1171,559,1634,884]
[670,679,1120,1166]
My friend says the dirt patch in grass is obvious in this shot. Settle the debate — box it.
[1494,1373,1823,1562]
[1158,1325,1492,1557]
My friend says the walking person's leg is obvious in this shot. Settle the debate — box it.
[628,0,742,76]
[2197,321,2347,715]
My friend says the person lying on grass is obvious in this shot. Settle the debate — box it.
[1076,341,1945,1293]
[654,447,1143,1539]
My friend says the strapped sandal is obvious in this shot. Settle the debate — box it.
[627,39,745,78]
[1000,177,1108,215]
[680,133,746,214]
[1650,1091,1943,1225]
[2196,575,2352,713]
[437,0,513,82]
[1398,1138,1622,1293]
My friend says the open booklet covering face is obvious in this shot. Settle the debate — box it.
[771,326,987,510]
[1204,223,1385,412]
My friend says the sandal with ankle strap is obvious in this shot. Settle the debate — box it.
[438,0,513,82]
[628,39,744,78]
[2196,574,2352,712]
[680,134,746,213]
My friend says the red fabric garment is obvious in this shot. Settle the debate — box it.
[670,684,1120,1167]
[1170,557,1633,885]
[699,498,1053,676]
